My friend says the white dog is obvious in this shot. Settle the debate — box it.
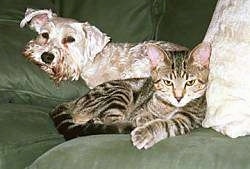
[20,8,188,88]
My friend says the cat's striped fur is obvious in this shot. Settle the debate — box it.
[50,43,211,149]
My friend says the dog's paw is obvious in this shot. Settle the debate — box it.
[131,126,156,150]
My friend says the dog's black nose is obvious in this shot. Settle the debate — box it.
[41,52,55,64]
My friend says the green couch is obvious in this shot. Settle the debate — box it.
[1,0,250,169]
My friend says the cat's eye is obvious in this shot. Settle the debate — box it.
[186,80,196,86]
[41,32,49,39]
[63,36,75,43]
[163,79,173,86]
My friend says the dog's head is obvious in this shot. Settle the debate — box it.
[20,8,110,84]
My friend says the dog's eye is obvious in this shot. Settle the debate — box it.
[63,36,75,43]
[41,32,49,39]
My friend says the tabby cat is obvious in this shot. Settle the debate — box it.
[50,43,211,149]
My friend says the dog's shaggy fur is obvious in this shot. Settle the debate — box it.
[20,8,188,88]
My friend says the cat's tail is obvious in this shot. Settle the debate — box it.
[50,104,133,140]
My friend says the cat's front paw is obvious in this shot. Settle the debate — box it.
[131,126,155,150]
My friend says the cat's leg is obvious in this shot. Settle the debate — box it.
[74,108,134,136]
[72,106,127,125]
[100,109,126,124]
[50,101,94,140]
[50,101,77,131]
[132,113,155,127]
[131,112,201,149]
[100,109,135,133]
[131,119,167,149]
[78,119,133,135]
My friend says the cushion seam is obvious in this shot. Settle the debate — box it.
[0,134,64,151]
[0,88,72,102]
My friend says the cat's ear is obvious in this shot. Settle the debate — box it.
[146,44,170,68]
[188,42,211,68]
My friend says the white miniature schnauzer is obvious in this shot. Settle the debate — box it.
[20,8,188,88]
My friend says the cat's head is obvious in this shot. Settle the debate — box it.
[147,43,211,107]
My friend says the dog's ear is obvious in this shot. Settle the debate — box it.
[82,22,110,61]
[20,8,57,33]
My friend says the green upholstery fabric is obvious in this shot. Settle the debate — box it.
[158,0,218,47]
[52,0,156,42]
[2,1,250,169]
[0,103,64,169]
[27,129,250,169]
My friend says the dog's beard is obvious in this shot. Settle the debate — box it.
[48,43,90,84]
[23,41,82,84]
[43,52,81,84]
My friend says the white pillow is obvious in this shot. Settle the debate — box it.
[202,0,250,138]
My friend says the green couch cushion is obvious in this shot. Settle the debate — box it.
[0,103,64,169]
[27,129,250,169]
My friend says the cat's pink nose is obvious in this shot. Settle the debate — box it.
[174,89,184,102]
[175,96,183,102]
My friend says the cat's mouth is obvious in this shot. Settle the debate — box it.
[172,100,187,108]
[155,92,188,107]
